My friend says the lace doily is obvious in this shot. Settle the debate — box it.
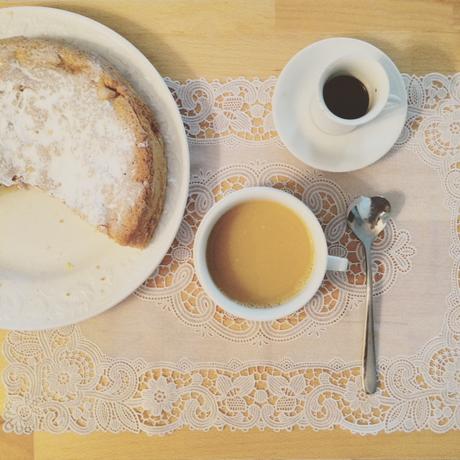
[136,162,415,344]
[2,74,460,436]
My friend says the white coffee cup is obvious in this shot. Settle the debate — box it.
[193,187,349,321]
[311,54,401,135]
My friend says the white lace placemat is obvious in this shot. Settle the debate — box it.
[2,74,460,436]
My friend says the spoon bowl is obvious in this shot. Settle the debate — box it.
[347,196,391,245]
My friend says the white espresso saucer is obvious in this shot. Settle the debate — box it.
[273,38,407,172]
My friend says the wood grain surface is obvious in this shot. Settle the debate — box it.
[0,1,459,459]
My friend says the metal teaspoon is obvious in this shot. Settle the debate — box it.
[347,196,391,394]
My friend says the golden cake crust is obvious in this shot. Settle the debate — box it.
[0,37,167,248]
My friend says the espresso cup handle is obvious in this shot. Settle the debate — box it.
[383,94,402,112]
[327,255,349,272]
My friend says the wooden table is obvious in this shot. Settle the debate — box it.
[0,1,459,458]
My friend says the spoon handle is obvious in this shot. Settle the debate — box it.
[363,243,377,394]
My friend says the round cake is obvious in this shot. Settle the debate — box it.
[0,37,167,248]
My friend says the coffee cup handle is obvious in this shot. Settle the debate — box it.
[326,255,349,272]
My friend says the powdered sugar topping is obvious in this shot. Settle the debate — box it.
[0,47,143,226]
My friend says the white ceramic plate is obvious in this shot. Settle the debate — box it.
[273,38,407,172]
[0,7,190,330]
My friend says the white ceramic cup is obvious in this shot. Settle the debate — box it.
[193,187,349,321]
[311,54,401,135]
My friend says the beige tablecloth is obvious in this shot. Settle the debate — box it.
[3,74,460,435]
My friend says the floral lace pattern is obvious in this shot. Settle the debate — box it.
[3,325,460,435]
[2,74,460,435]
[135,162,415,344]
[166,77,279,143]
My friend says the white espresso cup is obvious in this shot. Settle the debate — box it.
[311,54,401,135]
[194,187,349,321]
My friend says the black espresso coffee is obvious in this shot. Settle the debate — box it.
[323,75,369,119]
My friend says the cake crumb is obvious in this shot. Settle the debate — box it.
[66,262,74,270]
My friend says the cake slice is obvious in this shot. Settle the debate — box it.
[0,37,167,248]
